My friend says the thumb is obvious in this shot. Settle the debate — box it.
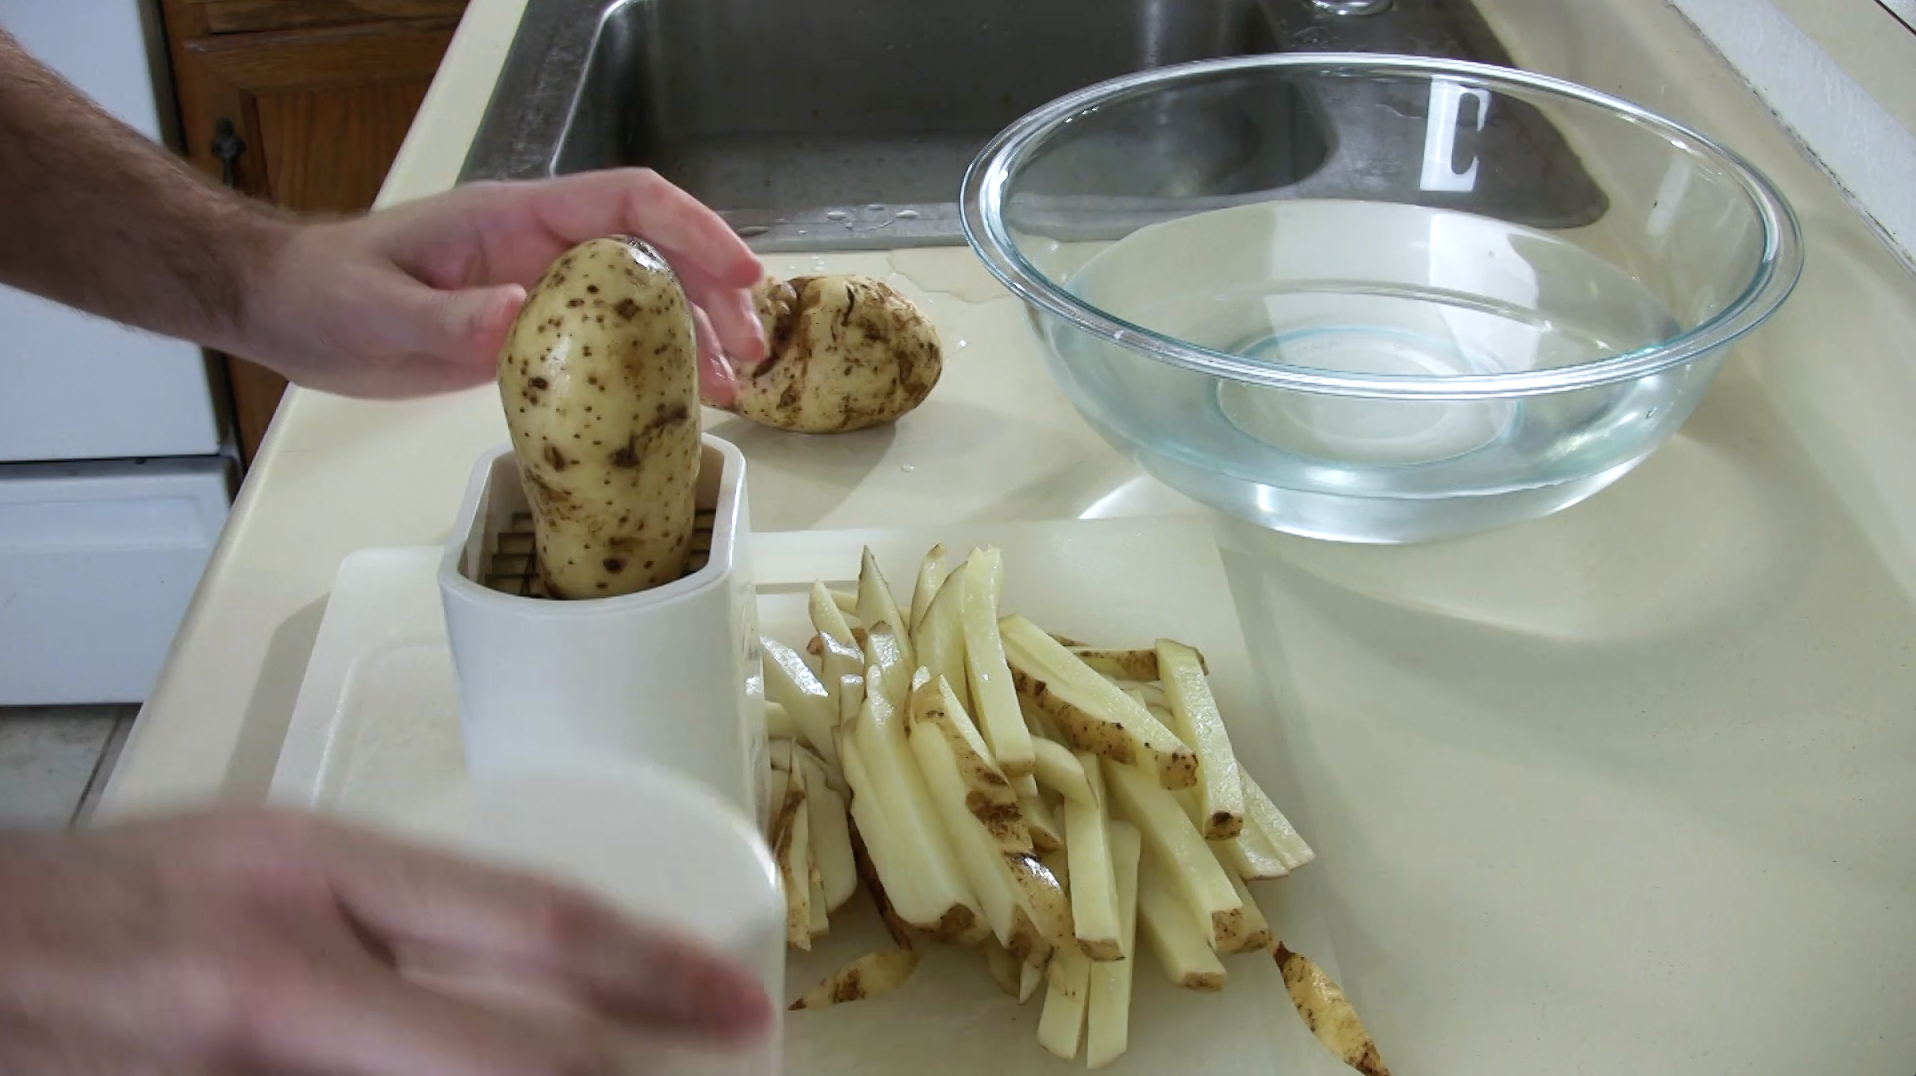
[394,281,527,370]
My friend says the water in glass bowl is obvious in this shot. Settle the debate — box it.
[1049,200,1705,523]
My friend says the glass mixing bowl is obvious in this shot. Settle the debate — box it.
[960,54,1802,543]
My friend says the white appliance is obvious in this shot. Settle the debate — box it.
[0,0,237,704]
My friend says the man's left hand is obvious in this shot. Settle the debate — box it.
[237,169,769,406]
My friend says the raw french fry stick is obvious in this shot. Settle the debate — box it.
[1004,851,1074,961]
[911,560,972,712]
[1220,825,1291,882]
[788,739,843,794]
[1105,759,1247,953]
[906,675,1030,852]
[762,637,838,766]
[857,547,915,669]
[773,775,812,950]
[1221,863,1276,955]
[1038,941,1091,1060]
[1032,738,1094,804]
[961,548,1036,776]
[793,761,828,939]
[1074,644,1208,683]
[861,623,911,707]
[1204,827,1276,956]
[906,678,1031,956]
[802,752,858,912]
[1002,615,1197,789]
[829,588,860,617]
[1022,791,1063,854]
[985,935,1022,996]
[1065,749,1122,961]
[1085,820,1142,1069]
[814,632,865,711]
[808,851,829,937]
[1019,960,1044,1003]
[1157,638,1244,840]
[810,581,858,649]
[838,672,864,732]
[1069,648,1165,682]
[848,819,914,950]
[980,543,1005,606]
[842,696,981,941]
[908,544,949,635]
[1277,945,1392,1076]
[1243,770,1317,871]
[790,948,921,1010]
[1136,848,1227,991]
[764,764,791,844]
[1128,681,1171,711]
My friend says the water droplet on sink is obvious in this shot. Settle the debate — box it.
[894,209,920,220]
[956,339,968,349]
[900,463,916,473]
[867,203,885,211]
[735,225,769,237]
[825,209,850,221]
[796,229,807,236]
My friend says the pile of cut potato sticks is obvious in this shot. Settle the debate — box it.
[760,544,1388,1075]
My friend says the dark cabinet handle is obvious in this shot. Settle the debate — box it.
[211,118,246,188]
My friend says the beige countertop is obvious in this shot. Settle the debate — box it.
[100,0,1916,1069]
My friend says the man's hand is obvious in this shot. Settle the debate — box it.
[238,170,771,406]
[1,30,766,408]
[0,808,772,1076]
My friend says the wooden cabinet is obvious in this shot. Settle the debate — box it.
[158,0,468,463]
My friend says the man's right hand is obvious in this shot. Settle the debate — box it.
[0,808,772,1075]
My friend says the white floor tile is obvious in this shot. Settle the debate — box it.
[0,706,120,830]
[74,709,136,827]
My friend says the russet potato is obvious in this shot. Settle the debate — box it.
[497,236,701,599]
[713,273,943,433]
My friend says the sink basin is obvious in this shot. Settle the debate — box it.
[462,0,1603,251]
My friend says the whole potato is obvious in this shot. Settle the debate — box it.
[712,273,942,434]
[497,237,701,599]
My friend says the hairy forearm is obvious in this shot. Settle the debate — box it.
[0,29,293,351]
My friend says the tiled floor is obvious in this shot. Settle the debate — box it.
[0,705,137,829]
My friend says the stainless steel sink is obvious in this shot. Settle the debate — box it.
[461,0,1605,251]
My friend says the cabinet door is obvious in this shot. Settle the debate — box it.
[189,0,469,35]
[166,14,459,462]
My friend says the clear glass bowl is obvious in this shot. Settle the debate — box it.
[961,54,1803,543]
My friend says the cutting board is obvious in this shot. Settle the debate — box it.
[268,517,1357,1075]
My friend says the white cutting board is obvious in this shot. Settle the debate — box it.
[269,517,1357,1076]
